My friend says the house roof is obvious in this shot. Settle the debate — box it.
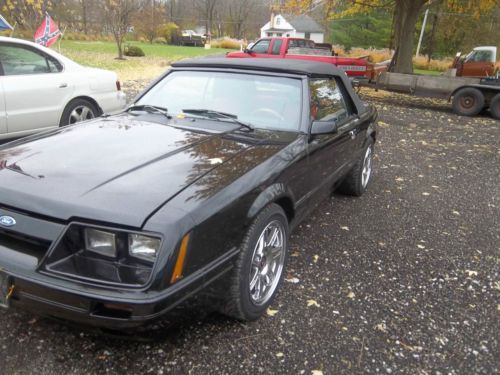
[287,14,324,34]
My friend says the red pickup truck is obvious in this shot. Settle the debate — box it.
[226,37,379,79]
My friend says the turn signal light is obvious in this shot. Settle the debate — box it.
[170,233,190,284]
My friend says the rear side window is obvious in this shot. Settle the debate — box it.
[251,40,270,54]
[309,78,349,122]
[0,44,62,76]
[271,40,282,55]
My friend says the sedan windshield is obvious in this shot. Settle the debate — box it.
[136,71,303,131]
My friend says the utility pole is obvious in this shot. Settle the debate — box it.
[416,7,429,57]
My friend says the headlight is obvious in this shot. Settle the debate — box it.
[129,234,161,262]
[85,228,117,258]
[43,224,162,287]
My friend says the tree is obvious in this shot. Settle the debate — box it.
[285,0,497,74]
[227,0,258,39]
[103,0,142,59]
[1,0,50,30]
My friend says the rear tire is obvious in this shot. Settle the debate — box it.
[490,93,500,120]
[222,204,289,321]
[452,88,485,116]
[338,140,374,197]
[60,98,99,126]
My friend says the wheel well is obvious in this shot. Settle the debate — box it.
[275,196,295,223]
[66,96,102,115]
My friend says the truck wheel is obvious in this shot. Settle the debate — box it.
[338,140,374,197]
[222,204,289,321]
[490,93,500,120]
[452,88,485,116]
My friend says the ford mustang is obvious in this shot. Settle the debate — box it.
[0,58,377,329]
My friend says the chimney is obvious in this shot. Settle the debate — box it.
[270,6,275,28]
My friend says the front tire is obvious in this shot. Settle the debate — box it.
[338,140,374,197]
[60,98,99,126]
[222,204,289,321]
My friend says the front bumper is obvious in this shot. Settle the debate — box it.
[0,247,236,329]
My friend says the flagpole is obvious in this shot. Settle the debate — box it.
[10,22,17,38]
[58,26,67,53]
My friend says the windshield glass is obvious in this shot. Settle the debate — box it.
[137,71,303,131]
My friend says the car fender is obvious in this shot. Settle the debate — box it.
[247,183,295,221]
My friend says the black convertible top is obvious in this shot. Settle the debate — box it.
[168,58,367,114]
[172,57,344,77]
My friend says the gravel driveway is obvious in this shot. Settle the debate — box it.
[0,83,498,375]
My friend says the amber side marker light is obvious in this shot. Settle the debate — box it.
[170,233,191,284]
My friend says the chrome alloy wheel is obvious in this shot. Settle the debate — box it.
[69,105,95,124]
[249,220,286,306]
[361,146,373,188]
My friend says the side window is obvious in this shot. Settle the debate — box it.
[0,44,62,76]
[251,40,271,54]
[271,40,283,55]
[309,78,349,122]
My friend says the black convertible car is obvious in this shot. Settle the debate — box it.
[0,59,377,329]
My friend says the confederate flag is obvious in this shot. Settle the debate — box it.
[34,13,61,47]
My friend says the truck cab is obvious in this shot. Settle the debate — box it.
[454,46,499,77]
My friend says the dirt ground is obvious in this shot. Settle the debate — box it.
[0,84,498,375]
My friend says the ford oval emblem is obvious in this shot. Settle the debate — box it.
[0,216,16,227]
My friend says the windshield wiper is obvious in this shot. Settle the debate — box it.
[182,109,254,132]
[127,104,170,118]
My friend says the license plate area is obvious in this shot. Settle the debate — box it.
[0,270,13,309]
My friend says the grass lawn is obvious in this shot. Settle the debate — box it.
[414,68,443,76]
[54,40,234,81]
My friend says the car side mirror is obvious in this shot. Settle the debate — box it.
[243,48,254,54]
[310,120,339,135]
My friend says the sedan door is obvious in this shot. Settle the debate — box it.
[0,42,72,134]
[0,79,6,136]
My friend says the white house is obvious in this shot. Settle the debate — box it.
[260,14,325,43]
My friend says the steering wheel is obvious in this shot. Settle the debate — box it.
[251,108,285,122]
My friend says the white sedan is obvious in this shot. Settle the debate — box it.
[0,37,126,140]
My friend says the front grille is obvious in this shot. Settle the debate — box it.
[0,229,51,262]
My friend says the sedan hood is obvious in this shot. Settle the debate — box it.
[0,115,280,227]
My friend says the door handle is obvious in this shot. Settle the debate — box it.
[59,83,68,88]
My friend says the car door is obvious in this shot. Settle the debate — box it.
[0,42,71,134]
[248,39,272,58]
[462,50,495,77]
[306,78,361,196]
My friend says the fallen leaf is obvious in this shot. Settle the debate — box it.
[313,255,319,263]
[452,210,460,216]
[311,371,324,375]
[341,226,350,231]
[422,192,430,196]
[375,323,387,333]
[347,291,355,299]
[465,270,478,277]
[285,277,300,284]
[267,308,278,317]
[276,352,284,358]
[291,251,300,257]
[417,244,425,249]
[307,299,320,307]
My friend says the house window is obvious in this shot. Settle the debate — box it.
[286,34,290,37]
[305,32,311,39]
[267,32,273,37]
[277,33,282,37]
[276,17,281,26]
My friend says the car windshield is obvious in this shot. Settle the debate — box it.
[136,71,303,131]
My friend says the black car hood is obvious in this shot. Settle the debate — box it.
[0,115,290,228]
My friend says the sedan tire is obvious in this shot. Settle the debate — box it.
[222,204,289,321]
[338,140,374,197]
[60,98,99,126]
